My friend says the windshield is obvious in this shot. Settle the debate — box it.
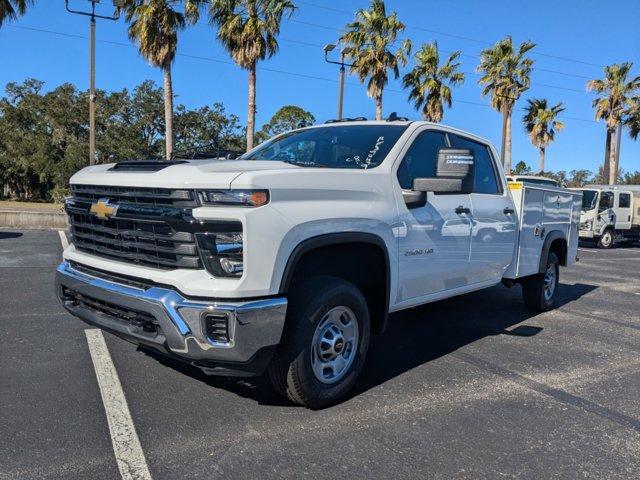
[581,190,598,211]
[241,125,408,169]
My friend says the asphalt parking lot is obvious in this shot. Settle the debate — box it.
[1,229,639,479]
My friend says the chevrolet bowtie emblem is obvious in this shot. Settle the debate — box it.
[90,198,119,220]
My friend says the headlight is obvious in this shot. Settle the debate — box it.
[196,227,244,278]
[580,220,592,230]
[198,190,269,207]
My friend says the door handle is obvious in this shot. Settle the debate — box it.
[503,207,515,215]
[455,206,471,214]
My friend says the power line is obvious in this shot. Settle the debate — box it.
[296,0,606,68]
[281,34,594,82]
[6,24,599,125]
[289,19,591,95]
[284,34,594,81]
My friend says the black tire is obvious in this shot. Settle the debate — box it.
[597,229,614,249]
[522,251,559,312]
[268,276,370,409]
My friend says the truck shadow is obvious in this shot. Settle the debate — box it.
[142,282,597,407]
[350,282,597,400]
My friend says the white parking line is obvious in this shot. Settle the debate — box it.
[58,230,69,250]
[85,329,153,480]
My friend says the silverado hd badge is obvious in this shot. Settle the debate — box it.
[90,198,119,220]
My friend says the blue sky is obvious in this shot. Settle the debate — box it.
[1,0,639,174]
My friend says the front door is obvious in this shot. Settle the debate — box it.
[394,129,473,304]
[595,190,615,233]
[448,133,517,284]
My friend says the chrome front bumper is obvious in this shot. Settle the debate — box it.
[55,261,287,376]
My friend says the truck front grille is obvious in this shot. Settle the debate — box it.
[67,185,202,270]
[71,184,199,208]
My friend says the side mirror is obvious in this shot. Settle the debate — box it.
[413,148,475,194]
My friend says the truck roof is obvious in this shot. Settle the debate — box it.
[507,175,559,184]
[303,120,495,152]
[584,184,640,191]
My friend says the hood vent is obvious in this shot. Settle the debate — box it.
[109,161,188,172]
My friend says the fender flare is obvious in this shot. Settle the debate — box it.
[278,232,391,331]
[538,230,567,273]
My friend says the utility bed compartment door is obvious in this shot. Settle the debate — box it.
[503,183,581,280]
[514,187,545,277]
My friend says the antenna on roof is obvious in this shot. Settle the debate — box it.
[386,112,409,122]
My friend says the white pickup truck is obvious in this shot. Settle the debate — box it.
[56,120,581,408]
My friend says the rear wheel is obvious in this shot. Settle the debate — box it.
[522,251,559,312]
[597,229,614,249]
[268,276,370,408]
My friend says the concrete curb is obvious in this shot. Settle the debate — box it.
[0,209,68,229]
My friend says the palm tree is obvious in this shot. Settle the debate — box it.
[522,98,565,173]
[402,41,464,122]
[624,96,640,141]
[124,0,199,159]
[340,0,411,120]
[0,0,33,27]
[477,36,536,173]
[208,0,296,151]
[587,63,640,184]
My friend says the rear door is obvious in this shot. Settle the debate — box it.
[615,191,633,230]
[448,133,517,284]
[394,128,473,304]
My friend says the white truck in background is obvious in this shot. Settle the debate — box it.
[574,185,640,248]
[56,119,581,408]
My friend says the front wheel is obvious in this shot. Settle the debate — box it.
[521,251,559,312]
[268,276,370,408]
[597,229,614,249]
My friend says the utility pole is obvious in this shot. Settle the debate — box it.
[323,43,354,120]
[90,11,96,166]
[65,1,122,165]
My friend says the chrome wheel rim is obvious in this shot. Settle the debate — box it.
[310,306,359,384]
[601,232,612,247]
[543,264,557,301]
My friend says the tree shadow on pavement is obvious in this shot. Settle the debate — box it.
[0,231,23,240]
[142,282,597,408]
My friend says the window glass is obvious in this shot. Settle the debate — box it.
[396,131,448,189]
[599,191,614,210]
[241,125,407,169]
[581,190,598,211]
[619,193,631,208]
[449,134,500,194]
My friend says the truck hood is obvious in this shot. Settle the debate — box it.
[70,159,300,189]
